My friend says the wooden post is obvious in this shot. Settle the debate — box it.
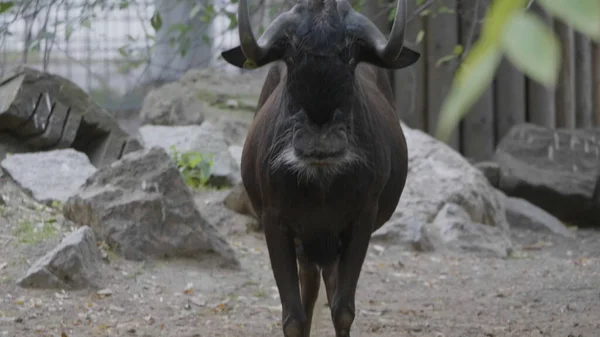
[574,33,593,128]
[425,0,460,150]
[527,2,555,128]
[459,0,495,161]
[394,0,426,130]
[593,42,600,126]
[495,58,526,144]
[554,20,576,128]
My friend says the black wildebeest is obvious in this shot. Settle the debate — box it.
[220,0,420,335]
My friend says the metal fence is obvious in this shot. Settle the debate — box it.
[0,0,242,108]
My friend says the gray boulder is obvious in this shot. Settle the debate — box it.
[63,146,239,267]
[0,66,143,167]
[494,123,600,228]
[139,81,205,126]
[18,226,103,289]
[502,193,576,238]
[429,203,512,257]
[1,149,97,204]
[474,161,500,188]
[373,125,511,255]
[139,123,240,187]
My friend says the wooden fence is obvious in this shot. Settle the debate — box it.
[391,0,600,162]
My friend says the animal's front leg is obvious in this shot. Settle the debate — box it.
[263,209,306,337]
[330,205,378,337]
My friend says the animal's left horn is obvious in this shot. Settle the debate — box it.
[341,0,407,64]
[380,0,407,62]
[238,0,301,62]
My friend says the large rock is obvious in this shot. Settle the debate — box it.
[502,194,576,238]
[139,123,240,187]
[372,125,511,256]
[429,203,512,257]
[139,81,205,126]
[1,149,97,204]
[17,226,103,289]
[63,146,239,267]
[0,66,143,167]
[494,123,600,228]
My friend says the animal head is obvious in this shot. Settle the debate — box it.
[222,0,419,182]
[221,0,420,72]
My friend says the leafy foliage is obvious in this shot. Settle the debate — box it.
[169,146,214,191]
[435,0,600,143]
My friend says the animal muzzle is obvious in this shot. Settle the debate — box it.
[293,127,349,164]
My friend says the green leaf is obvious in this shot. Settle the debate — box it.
[453,44,463,56]
[501,11,560,87]
[480,0,527,41]
[415,29,425,44]
[150,11,162,32]
[80,18,91,29]
[435,40,502,142]
[189,4,201,19]
[65,24,73,40]
[0,2,14,14]
[537,0,600,42]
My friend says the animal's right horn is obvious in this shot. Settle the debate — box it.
[238,0,301,62]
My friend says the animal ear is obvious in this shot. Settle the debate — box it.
[221,45,284,70]
[359,46,421,70]
[221,46,249,69]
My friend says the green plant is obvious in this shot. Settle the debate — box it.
[435,0,600,143]
[169,145,214,190]
[14,220,59,244]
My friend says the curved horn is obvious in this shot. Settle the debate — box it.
[238,0,302,62]
[342,0,406,63]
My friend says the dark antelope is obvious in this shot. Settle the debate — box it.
[221,0,420,335]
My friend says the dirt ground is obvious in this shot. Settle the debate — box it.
[1,174,599,337]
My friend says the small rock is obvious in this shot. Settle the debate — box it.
[0,149,97,204]
[17,226,103,289]
[63,147,239,267]
[223,182,257,220]
[502,193,575,238]
[225,99,239,109]
[97,288,113,296]
[139,123,240,187]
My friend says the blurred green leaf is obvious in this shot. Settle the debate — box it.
[501,11,560,87]
[435,41,502,142]
[0,2,14,14]
[150,11,162,31]
[537,0,600,42]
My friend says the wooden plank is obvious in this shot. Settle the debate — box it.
[425,0,460,150]
[554,20,576,128]
[574,33,593,127]
[458,0,494,161]
[393,0,426,130]
[526,2,555,128]
[593,42,600,126]
[495,58,526,144]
